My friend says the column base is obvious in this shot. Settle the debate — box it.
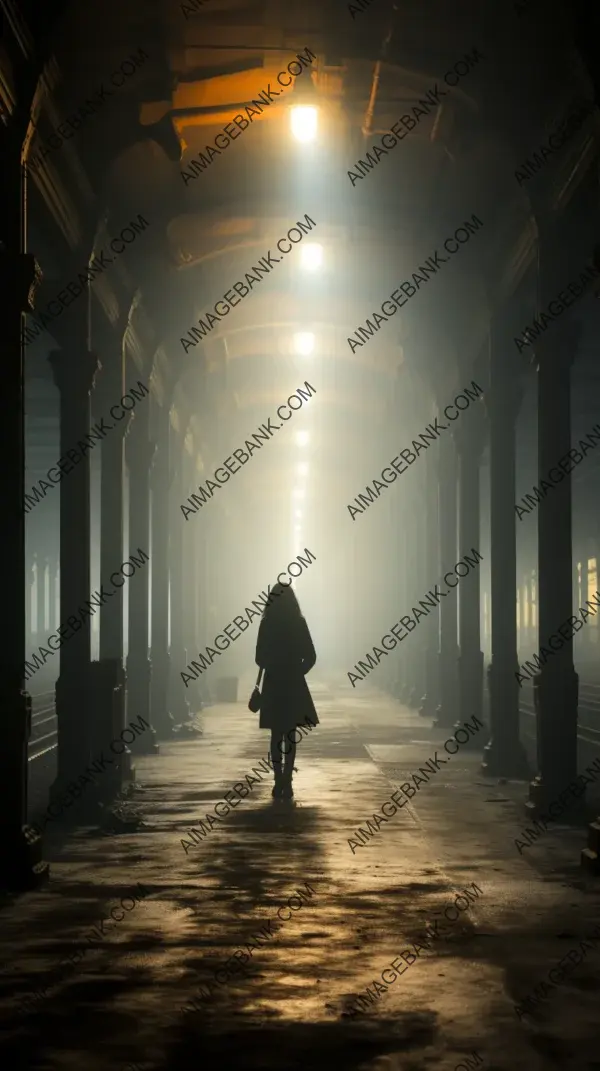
[169,674,191,724]
[533,664,579,791]
[433,705,458,730]
[452,719,484,753]
[91,660,129,801]
[152,652,180,739]
[457,649,484,747]
[434,647,459,728]
[581,817,600,874]
[0,825,49,892]
[407,685,420,709]
[419,646,438,717]
[43,746,136,828]
[418,692,437,718]
[526,774,587,820]
[481,737,530,779]
[182,647,205,710]
[50,668,93,803]
[153,712,178,741]
[482,657,529,776]
[126,656,159,756]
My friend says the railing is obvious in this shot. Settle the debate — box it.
[25,680,600,763]
[28,690,57,761]
[519,679,600,760]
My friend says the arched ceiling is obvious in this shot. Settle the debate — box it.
[12,0,600,523]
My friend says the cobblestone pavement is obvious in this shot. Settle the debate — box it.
[1,673,599,1070]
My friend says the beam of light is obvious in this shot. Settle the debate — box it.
[293,331,315,356]
[300,243,323,271]
[290,105,318,143]
[295,431,310,447]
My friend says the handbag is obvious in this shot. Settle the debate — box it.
[248,667,264,713]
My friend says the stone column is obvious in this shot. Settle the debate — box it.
[48,552,58,634]
[0,204,46,887]
[579,547,589,664]
[410,484,428,707]
[196,518,207,647]
[48,346,99,800]
[419,444,440,717]
[528,317,581,814]
[483,319,529,777]
[454,410,486,745]
[93,341,132,796]
[37,554,47,637]
[400,499,419,705]
[169,446,191,723]
[195,509,212,706]
[126,402,158,754]
[434,437,459,728]
[27,553,35,652]
[182,453,205,714]
[391,497,405,699]
[150,401,175,738]
[182,451,197,658]
[398,495,412,702]
[31,551,39,649]
[99,355,128,668]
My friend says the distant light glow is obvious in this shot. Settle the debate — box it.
[300,243,323,271]
[290,105,318,143]
[293,331,315,356]
[292,487,305,499]
[297,462,309,476]
[295,431,310,447]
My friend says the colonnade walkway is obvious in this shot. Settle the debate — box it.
[1,676,600,1070]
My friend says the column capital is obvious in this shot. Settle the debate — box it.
[49,349,100,397]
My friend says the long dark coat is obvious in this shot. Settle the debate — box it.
[255,612,319,731]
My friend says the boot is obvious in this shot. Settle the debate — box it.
[281,765,295,800]
[272,767,284,798]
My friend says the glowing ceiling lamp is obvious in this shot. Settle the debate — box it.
[290,105,318,143]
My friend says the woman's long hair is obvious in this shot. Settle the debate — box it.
[262,580,302,625]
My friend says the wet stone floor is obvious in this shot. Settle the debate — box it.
[1,674,600,1071]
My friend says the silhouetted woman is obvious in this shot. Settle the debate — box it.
[255,580,318,799]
